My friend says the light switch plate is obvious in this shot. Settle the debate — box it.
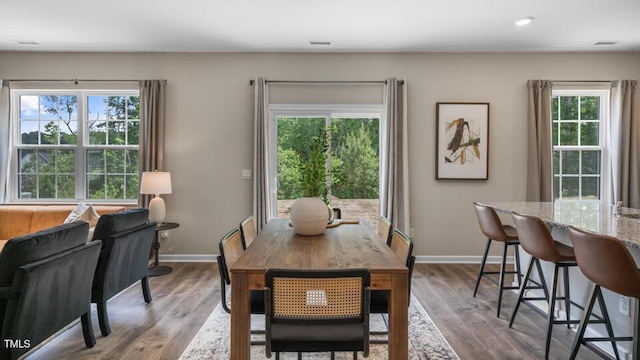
[242,169,252,179]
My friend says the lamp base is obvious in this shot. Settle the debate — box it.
[148,196,166,224]
[148,265,173,277]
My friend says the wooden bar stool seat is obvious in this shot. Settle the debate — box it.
[509,212,583,360]
[568,226,640,360]
[472,202,523,317]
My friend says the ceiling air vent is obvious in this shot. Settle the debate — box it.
[310,41,331,46]
[17,40,39,45]
[594,41,618,45]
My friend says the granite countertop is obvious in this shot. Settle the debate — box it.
[477,201,640,249]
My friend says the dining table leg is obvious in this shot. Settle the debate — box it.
[388,272,409,359]
[230,273,251,360]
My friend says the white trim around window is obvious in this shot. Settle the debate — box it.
[8,88,140,204]
[268,104,384,217]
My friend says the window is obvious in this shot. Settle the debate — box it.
[552,89,609,201]
[10,90,140,202]
[270,105,382,227]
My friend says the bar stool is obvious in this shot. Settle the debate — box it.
[568,226,640,360]
[509,212,582,360]
[472,202,522,317]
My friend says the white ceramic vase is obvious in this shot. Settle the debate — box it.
[290,197,329,236]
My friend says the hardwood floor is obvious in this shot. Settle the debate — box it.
[27,263,603,359]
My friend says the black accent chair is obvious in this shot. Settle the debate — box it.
[264,268,371,360]
[90,208,156,336]
[0,222,101,360]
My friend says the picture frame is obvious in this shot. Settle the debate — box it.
[436,102,489,180]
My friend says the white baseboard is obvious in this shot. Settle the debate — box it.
[415,255,514,264]
[159,254,217,262]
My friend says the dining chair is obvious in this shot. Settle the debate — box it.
[216,228,265,344]
[369,228,415,344]
[567,226,640,360]
[264,268,371,360]
[472,202,522,317]
[239,215,257,246]
[333,207,342,220]
[378,216,392,245]
[510,212,581,360]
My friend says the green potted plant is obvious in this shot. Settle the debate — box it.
[290,127,331,235]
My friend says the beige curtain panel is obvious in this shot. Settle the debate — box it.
[526,80,554,202]
[0,80,10,203]
[253,77,273,232]
[138,79,168,208]
[381,78,410,232]
[611,80,639,208]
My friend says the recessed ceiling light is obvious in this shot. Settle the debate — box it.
[310,41,331,46]
[515,17,535,26]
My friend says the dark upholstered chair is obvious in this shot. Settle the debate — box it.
[0,222,101,360]
[568,226,640,360]
[264,268,371,359]
[90,208,156,336]
[217,228,265,344]
[472,202,522,317]
[369,229,415,344]
[239,215,257,246]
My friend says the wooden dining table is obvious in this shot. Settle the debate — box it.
[229,218,409,359]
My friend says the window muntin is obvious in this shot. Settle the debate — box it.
[552,90,607,201]
[12,90,139,202]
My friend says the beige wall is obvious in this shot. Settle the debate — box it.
[1,51,639,260]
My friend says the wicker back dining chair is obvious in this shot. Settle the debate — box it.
[378,216,393,245]
[264,268,371,360]
[333,208,342,220]
[369,228,415,344]
[216,228,265,344]
[239,215,257,246]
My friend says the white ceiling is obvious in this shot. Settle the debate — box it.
[2,0,640,53]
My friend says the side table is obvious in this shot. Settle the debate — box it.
[149,222,179,277]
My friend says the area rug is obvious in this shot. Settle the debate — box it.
[180,294,459,359]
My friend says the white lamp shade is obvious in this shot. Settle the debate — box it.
[140,172,172,195]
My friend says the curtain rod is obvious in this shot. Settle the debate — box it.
[8,79,141,84]
[553,80,612,83]
[249,79,403,85]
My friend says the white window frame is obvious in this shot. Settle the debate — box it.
[552,87,610,202]
[268,104,384,217]
[8,88,140,204]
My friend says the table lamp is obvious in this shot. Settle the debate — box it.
[140,171,172,224]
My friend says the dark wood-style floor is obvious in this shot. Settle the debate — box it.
[27,263,603,360]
